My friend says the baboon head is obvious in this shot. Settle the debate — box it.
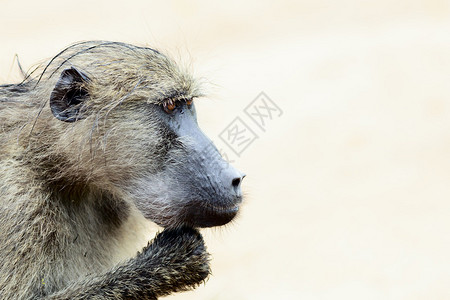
[41,42,244,228]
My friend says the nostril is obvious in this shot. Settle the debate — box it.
[231,174,245,189]
[231,177,241,188]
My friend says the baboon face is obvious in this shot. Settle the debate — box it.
[130,100,245,228]
[48,47,244,228]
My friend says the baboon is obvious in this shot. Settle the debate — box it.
[0,41,245,299]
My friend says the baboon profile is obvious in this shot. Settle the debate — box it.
[0,41,245,299]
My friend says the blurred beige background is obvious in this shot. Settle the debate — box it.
[2,1,450,299]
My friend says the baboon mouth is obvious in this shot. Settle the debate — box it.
[209,203,240,219]
[182,199,241,228]
[140,196,242,229]
[197,205,239,227]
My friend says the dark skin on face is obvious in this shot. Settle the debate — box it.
[152,98,245,228]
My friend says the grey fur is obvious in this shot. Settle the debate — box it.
[0,41,244,299]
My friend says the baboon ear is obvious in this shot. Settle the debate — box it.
[50,67,90,122]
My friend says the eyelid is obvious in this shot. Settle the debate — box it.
[163,98,194,114]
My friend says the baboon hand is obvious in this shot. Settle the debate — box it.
[138,226,211,296]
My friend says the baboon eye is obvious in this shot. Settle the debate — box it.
[163,98,194,114]
[164,100,176,114]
